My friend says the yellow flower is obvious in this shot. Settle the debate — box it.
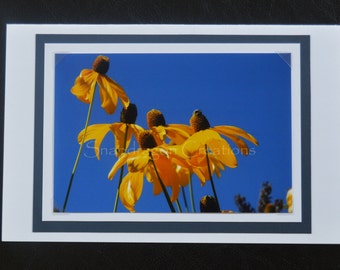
[108,131,183,212]
[70,55,130,114]
[78,103,144,159]
[147,109,193,145]
[183,110,259,168]
[286,188,293,213]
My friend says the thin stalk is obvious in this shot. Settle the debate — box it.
[205,144,221,212]
[113,124,130,212]
[63,88,96,212]
[149,151,176,213]
[181,186,189,212]
[189,175,196,213]
[175,200,183,213]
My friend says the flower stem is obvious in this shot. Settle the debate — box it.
[62,89,96,212]
[205,144,221,212]
[149,151,176,213]
[189,175,196,213]
[113,124,130,212]
[181,186,189,212]
[175,200,183,213]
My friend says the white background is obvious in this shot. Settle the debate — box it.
[2,24,340,243]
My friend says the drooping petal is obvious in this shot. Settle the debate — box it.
[151,126,167,145]
[182,129,221,157]
[212,125,259,146]
[223,133,249,155]
[175,166,190,186]
[106,76,130,108]
[206,137,237,168]
[110,123,132,156]
[77,124,112,160]
[70,70,98,103]
[108,152,134,180]
[209,155,226,171]
[167,124,194,136]
[119,171,144,212]
[129,124,145,147]
[191,167,206,185]
[127,151,150,172]
[145,164,156,182]
[97,75,119,114]
[166,144,206,184]
[164,125,192,145]
[152,154,180,202]
[186,152,224,181]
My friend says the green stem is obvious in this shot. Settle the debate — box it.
[113,124,130,212]
[189,175,196,213]
[149,151,176,213]
[62,89,96,212]
[175,200,183,213]
[181,186,189,213]
[205,144,221,212]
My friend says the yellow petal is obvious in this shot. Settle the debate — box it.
[152,154,180,202]
[97,75,119,114]
[127,151,150,172]
[175,166,190,186]
[119,171,144,212]
[212,125,259,146]
[167,124,194,136]
[110,123,132,156]
[223,133,249,155]
[108,152,131,180]
[192,167,206,185]
[145,165,156,183]
[104,75,130,109]
[70,70,98,103]
[206,137,238,168]
[78,124,113,160]
[151,126,167,145]
[164,125,192,145]
[129,124,145,136]
[209,155,226,171]
[182,129,220,156]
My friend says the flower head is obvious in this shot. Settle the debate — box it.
[183,110,258,169]
[71,55,130,114]
[78,103,144,159]
[108,131,183,212]
[147,109,193,145]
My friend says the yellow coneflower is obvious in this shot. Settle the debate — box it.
[147,109,193,145]
[77,103,144,159]
[183,110,259,168]
[71,55,129,114]
[108,131,184,212]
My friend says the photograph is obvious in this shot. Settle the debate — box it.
[53,52,292,214]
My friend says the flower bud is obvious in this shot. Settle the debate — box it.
[200,195,220,212]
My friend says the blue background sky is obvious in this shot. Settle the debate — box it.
[54,53,292,213]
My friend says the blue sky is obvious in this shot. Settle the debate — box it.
[54,53,292,213]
